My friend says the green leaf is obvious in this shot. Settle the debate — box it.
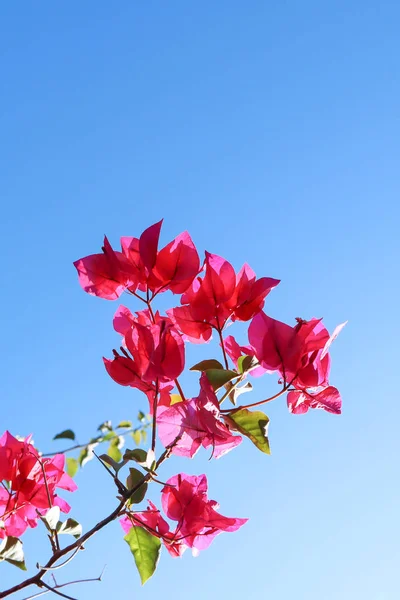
[102,431,117,441]
[124,449,147,464]
[141,430,147,443]
[53,429,75,441]
[126,468,148,504]
[66,457,79,478]
[41,506,60,531]
[78,442,98,467]
[124,526,161,585]
[108,436,124,462]
[118,421,133,429]
[132,430,141,446]
[0,537,27,570]
[205,368,239,391]
[99,453,121,471]
[237,355,259,374]
[137,411,146,423]
[98,420,113,433]
[229,381,253,405]
[56,518,82,539]
[190,359,224,372]
[227,409,270,454]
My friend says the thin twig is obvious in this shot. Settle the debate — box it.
[174,378,187,402]
[38,582,77,600]
[42,424,150,458]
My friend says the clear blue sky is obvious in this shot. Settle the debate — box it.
[1,2,399,599]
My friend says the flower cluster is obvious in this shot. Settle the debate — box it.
[73,220,344,574]
[0,431,76,539]
[121,473,247,557]
[0,219,344,590]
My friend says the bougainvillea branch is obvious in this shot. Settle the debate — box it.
[1,220,345,595]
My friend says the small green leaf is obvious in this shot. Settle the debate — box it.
[66,458,79,478]
[126,468,148,504]
[41,506,60,531]
[141,430,147,443]
[237,355,259,374]
[108,438,123,463]
[137,411,146,423]
[53,429,75,441]
[124,449,147,464]
[190,359,224,372]
[205,369,239,391]
[229,381,253,405]
[118,421,133,429]
[78,442,98,467]
[99,453,121,471]
[227,409,270,454]
[102,431,117,441]
[124,526,161,585]
[132,430,141,446]
[98,420,113,433]
[57,518,82,539]
[0,537,27,570]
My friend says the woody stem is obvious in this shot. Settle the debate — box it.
[221,378,296,413]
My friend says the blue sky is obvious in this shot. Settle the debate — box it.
[1,1,399,598]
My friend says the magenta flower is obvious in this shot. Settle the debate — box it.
[74,221,200,300]
[0,432,77,539]
[287,386,342,415]
[169,253,279,343]
[248,313,346,414]
[161,473,247,554]
[121,473,247,557]
[105,314,185,387]
[157,374,242,458]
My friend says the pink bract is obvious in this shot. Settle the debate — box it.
[0,431,77,539]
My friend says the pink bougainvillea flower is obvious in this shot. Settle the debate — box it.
[166,305,213,344]
[121,474,247,557]
[249,313,346,388]
[287,386,342,415]
[161,473,247,554]
[105,312,185,408]
[170,253,279,343]
[149,231,201,294]
[0,431,77,539]
[157,374,242,458]
[121,501,185,558]
[225,264,280,322]
[73,236,140,300]
[74,221,200,300]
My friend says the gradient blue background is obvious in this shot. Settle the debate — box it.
[1,2,399,599]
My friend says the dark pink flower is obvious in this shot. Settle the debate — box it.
[73,236,139,300]
[248,313,345,414]
[121,474,247,557]
[249,313,346,389]
[161,473,247,554]
[287,386,342,415]
[121,501,185,558]
[74,221,200,300]
[106,316,184,386]
[157,375,242,458]
[170,253,279,344]
[0,432,77,539]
